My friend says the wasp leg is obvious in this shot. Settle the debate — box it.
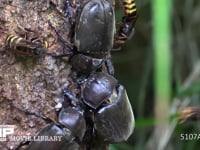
[15,23,35,40]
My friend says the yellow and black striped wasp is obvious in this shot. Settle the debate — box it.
[5,34,49,56]
[114,0,137,49]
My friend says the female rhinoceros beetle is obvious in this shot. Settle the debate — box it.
[52,0,115,76]
[58,107,86,141]
[94,84,134,142]
[72,0,115,75]
[63,72,135,143]
[26,124,80,150]
[82,72,118,109]
[23,105,86,150]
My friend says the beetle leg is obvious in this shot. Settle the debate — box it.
[62,89,80,105]
[46,51,73,57]
[46,20,74,57]
[104,58,115,76]
[11,103,54,124]
[75,76,88,85]
[64,0,77,25]
[48,20,73,49]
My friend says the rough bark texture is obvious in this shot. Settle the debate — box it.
[0,0,79,149]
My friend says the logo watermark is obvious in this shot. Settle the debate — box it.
[0,125,62,142]
[9,135,63,142]
[0,125,15,141]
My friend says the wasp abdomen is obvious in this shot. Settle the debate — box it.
[123,0,137,19]
[114,0,137,49]
[6,34,47,56]
[6,35,23,49]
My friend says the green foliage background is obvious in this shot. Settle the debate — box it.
[110,0,200,149]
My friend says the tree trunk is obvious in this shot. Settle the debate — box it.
[0,0,77,149]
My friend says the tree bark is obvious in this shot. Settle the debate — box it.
[0,0,77,149]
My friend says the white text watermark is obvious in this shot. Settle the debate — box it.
[0,125,62,142]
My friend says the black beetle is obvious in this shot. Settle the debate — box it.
[63,72,135,143]
[26,124,80,150]
[82,72,118,109]
[74,0,114,55]
[58,107,86,140]
[25,106,86,150]
[51,0,115,76]
[94,85,134,142]
[71,0,115,75]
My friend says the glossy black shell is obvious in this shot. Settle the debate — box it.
[26,124,79,150]
[75,0,115,54]
[83,72,117,109]
[94,85,135,142]
[58,107,86,140]
[70,54,103,74]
